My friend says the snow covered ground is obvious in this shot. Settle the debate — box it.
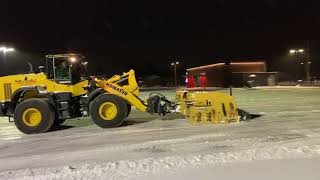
[0,88,320,180]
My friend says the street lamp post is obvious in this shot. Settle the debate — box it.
[171,61,179,87]
[0,46,15,75]
[289,49,310,82]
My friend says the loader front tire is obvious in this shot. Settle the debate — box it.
[53,119,66,126]
[126,104,131,117]
[90,94,127,128]
[14,99,55,134]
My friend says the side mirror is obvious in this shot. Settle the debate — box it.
[38,66,45,73]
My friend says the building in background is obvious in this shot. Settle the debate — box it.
[186,61,278,88]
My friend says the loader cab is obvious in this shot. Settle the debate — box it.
[45,54,88,85]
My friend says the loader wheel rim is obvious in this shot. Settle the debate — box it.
[22,108,42,127]
[99,102,118,120]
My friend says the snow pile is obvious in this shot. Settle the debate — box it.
[1,144,320,180]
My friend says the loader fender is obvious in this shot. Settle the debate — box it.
[7,87,39,115]
[8,87,53,115]
[86,88,106,110]
[11,87,39,103]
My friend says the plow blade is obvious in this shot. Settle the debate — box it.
[176,91,254,124]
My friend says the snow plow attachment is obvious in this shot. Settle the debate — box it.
[176,91,250,124]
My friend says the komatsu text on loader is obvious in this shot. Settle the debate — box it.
[0,54,251,134]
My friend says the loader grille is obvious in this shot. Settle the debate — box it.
[4,83,12,100]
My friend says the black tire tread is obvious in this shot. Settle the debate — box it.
[14,98,55,134]
[126,104,131,117]
[90,94,127,128]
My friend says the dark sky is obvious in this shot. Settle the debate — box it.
[1,0,320,78]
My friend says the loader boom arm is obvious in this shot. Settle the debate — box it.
[95,70,148,112]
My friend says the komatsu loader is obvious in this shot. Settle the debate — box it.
[0,54,250,134]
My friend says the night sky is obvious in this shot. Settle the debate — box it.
[1,0,320,79]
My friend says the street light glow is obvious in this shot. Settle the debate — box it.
[289,49,296,54]
[288,46,311,81]
[170,60,180,87]
[0,46,15,52]
[171,61,179,66]
[0,46,15,75]
[289,49,305,55]
[3,48,14,52]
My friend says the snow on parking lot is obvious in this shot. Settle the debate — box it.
[0,88,320,179]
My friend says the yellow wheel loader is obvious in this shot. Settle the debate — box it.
[0,54,90,133]
[0,54,251,134]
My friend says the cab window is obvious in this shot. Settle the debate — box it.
[54,59,71,84]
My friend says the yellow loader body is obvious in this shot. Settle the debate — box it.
[0,73,88,103]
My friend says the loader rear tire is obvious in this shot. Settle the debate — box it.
[90,94,127,128]
[14,98,55,134]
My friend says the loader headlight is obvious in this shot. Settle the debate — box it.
[69,57,77,63]
[90,76,98,82]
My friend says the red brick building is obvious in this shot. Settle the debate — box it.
[186,61,277,87]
